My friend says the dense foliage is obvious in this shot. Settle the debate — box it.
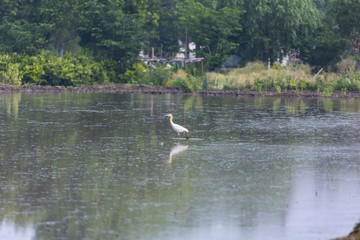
[0,51,119,86]
[0,0,359,87]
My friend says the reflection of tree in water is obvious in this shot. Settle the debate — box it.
[3,93,21,119]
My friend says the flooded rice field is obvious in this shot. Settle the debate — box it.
[0,93,360,240]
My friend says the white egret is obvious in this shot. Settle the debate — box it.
[164,114,189,138]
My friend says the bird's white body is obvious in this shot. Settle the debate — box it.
[170,122,188,134]
[164,114,189,137]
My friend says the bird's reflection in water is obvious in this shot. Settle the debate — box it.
[167,144,188,164]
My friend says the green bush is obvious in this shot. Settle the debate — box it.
[271,62,282,70]
[20,54,46,84]
[170,75,203,92]
[121,63,172,86]
[299,79,307,92]
[287,76,298,90]
[254,78,266,93]
[0,54,22,85]
[145,65,172,86]
[0,63,22,86]
[322,82,334,96]
[334,70,360,91]
[274,75,288,90]
[315,76,323,89]
[16,50,117,86]
[170,77,188,91]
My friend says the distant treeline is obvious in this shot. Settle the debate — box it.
[0,0,359,86]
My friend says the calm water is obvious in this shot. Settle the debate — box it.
[0,93,360,240]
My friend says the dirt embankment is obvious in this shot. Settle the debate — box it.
[2,84,360,99]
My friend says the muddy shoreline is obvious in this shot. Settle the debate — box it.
[1,84,360,99]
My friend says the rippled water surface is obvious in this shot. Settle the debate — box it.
[1,93,360,240]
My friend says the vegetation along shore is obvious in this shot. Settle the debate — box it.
[1,0,360,99]
[2,60,360,99]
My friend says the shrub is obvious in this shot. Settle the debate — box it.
[274,74,288,90]
[0,54,22,85]
[121,63,172,86]
[144,65,172,86]
[20,54,46,84]
[254,78,266,93]
[0,50,127,86]
[334,70,360,91]
[322,82,334,96]
[170,74,203,92]
[0,63,22,86]
[121,63,142,84]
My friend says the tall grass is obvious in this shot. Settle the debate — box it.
[205,61,315,92]
[165,60,360,94]
[167,69,203,92]
[202,60,360,95]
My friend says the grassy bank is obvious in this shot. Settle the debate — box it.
[173,60,360,97]
[1,51,360,98]
[202,61,360,97]
[124,59,360,97]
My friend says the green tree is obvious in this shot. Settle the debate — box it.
[308,0,359,68]
[174,0,243,70]
[240,0,320,64]
[40,0,82,55]
[326,0,360,59]
[326,0,360,38]
[195,6,243,70]
[77,0,159,68]
[144,0,181,58]
[0,0,49,54]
